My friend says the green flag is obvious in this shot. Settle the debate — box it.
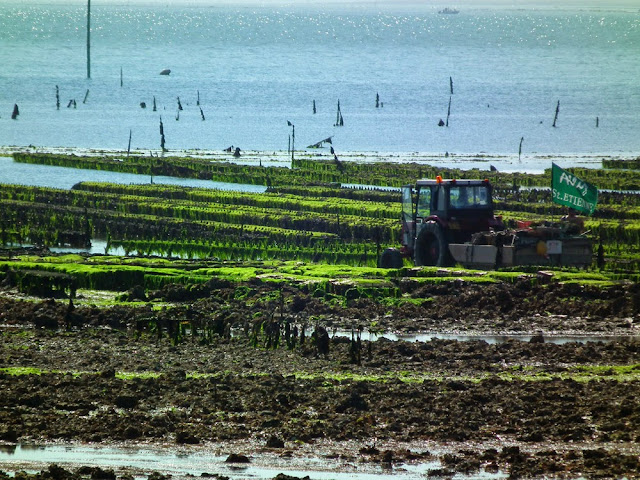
[551,163,598,216]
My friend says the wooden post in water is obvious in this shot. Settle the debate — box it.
[56,85,60,110]
[446,96,451,127]
[518,136,524,161]
[120,67,123,87]
[335,100,343,126]
[159,117,166,152]
[127,129,132,158]
[449,76,453,95]
[86,0,91,79]
[197,90,200,106]
[552,100,560,127]
[83,89,89,104]
[596,116,599,128]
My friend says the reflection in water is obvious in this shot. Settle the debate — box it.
[49,240,123,256]
[334,330,632,345]
[0,445,17,455]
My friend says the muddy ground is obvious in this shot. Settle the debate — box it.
[1,272,640,479]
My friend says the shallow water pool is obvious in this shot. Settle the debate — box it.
[0,444,506,480]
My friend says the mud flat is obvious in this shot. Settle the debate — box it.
[1,270,640,479]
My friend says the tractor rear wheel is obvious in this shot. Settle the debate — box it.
[414,222,450,267]
[378,248,403,268]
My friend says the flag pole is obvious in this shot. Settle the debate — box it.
[551,163,555,222]
[287,121,295,163]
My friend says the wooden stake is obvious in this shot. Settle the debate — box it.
[159,117,166,151]
[83,89,89,104]
[197,90,200,106]
[127,129,132,158]
[518,136,524,161]
[446,96,451,127]
[552,100,560,127]
[56,85,60,110]
[120,67,123,87]
[449,76,453,95]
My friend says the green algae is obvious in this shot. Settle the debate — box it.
[2,361,639,384]
[0,254,626,302]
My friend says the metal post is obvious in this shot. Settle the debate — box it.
[87,0,91,79]
[287,121,295,162]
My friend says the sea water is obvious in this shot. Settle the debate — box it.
[1,0,639,160]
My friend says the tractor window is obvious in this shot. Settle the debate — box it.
[401,186,414,223]
[434,185,446,212]
[449,185,490,209]
[417,188,431,217]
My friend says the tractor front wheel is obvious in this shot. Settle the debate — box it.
[414,222,450,267]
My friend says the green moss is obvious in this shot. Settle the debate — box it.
[0,367,48,375]
[292,371,444,383]
[116,371,162,380]
[2,364,639,383]
[496,364,640,382]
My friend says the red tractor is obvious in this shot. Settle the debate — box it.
[379,176,592,269]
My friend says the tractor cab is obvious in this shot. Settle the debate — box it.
[400,177,504,264]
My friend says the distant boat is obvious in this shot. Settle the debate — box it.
[439,7,459,14]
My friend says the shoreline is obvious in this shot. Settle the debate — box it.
[1,145,638,174]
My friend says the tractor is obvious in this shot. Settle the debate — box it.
[379,176,593,269]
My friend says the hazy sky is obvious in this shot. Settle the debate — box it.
[137,0,636,5]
